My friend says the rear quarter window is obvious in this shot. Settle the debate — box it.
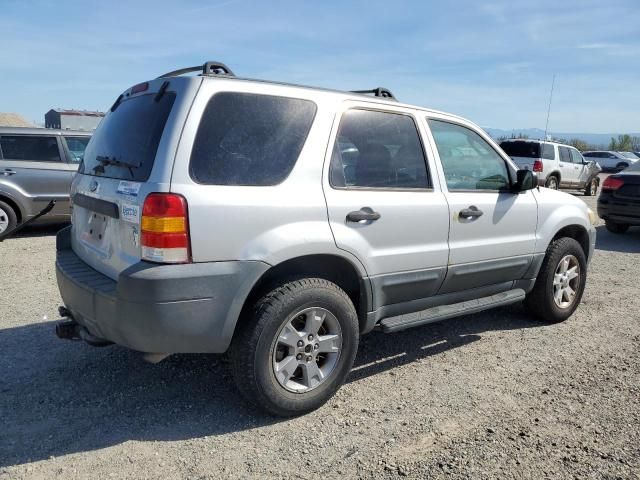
[189,92,317,186]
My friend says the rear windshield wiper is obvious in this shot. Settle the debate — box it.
[93,155,140,178]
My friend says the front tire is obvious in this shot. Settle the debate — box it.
[545,175,559,190]
[525,237,587,323]
[0,200,18,239]
[605,220,629,234]
[230,278,359,417]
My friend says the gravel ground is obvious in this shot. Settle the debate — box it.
[1,191,639,479]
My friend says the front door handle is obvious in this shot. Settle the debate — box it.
[346,208,381,222]
[459,206,483,219]
[2,169,16,176]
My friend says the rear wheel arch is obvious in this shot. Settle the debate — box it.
[545,172,560,188]
[236,254,368,334]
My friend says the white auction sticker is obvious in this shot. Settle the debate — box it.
[121,203,140,224]
[116,180,141,197]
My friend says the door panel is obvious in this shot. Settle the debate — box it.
[426,118,538,293]
[323,106,450,307]
[558,146,576,186]
[570,149,589,187]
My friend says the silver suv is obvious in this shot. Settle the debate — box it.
[55,62,597,416]
[500,139,601,194]
[0,127,91,237]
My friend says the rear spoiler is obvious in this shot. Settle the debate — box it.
[0,200,55,242]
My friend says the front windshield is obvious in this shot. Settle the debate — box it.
[620,151,639,160]
[64,136,90,163]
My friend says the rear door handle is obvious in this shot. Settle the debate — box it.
[459,206,483,219]
[2,169,16,176]
[346,208,381,222]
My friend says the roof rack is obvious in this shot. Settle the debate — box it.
[157,61,235,79]
[351,87,396,100]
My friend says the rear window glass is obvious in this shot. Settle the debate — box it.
[499,141,554,160]
[80,92,176,181]
[189,92,317,186]
[0,136,61,162]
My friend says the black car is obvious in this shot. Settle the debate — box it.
[598,161,640,233]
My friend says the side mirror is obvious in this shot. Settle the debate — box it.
[513,169,537,192]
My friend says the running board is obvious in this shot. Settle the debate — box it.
[379,289,526,333]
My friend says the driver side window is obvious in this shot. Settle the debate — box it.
[427,119,510,191]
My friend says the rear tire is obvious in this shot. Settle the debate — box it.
[230,278,359,417]
[616,162,629,171]
[525,237,587,323]
[584,179,598,196]
[545,175,559,190]
[0,200,18,239]
[605,220,629,234]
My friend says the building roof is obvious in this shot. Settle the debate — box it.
[47,109,105,117]
[0,112,34,127]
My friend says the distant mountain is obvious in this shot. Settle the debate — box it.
[483,127,640,148]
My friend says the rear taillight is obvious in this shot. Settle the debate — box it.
[532,159,543,172]
[141,193,190,263]
[602,176,624,191]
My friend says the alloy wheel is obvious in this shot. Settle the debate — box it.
[553,254,581,309]
[0,207,9,234]
[272,307,342,393]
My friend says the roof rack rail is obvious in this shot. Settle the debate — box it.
[157,61,235,79]
[351,87,396,100]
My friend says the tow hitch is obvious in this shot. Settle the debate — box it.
[55,306,113,347]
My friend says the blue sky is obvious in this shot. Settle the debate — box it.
[1,0,639,133]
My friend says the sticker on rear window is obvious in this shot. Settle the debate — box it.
[121,203,140,224]
[116,181,141,197]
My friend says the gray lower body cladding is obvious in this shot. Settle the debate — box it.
[55,227,269,353]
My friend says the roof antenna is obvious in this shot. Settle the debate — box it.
[543,74,556,142]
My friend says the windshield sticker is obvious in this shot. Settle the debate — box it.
[116,181,141,197]
[121,203,140,224]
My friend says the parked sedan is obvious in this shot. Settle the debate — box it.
[597,160,640,233]
[583,151,638,172]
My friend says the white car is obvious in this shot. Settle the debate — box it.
[582,151,639,172]
[500,139,601,195]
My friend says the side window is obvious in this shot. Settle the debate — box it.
[190,92,317,186]
[0,136,61,162]
[329,109,429,189]
[428,119,510,191]
[63,136,90,163]
[541,143,555,160]
[570,149,583,164]
[559,147,571,163]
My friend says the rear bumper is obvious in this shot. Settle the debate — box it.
[55,226,269,353]
[597,199,640,226]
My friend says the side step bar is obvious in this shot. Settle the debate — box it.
[379,289,526,333]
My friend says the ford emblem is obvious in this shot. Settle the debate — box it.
[89,180,98,192]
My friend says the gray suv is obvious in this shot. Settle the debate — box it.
[0,127,91,237]
[54,62,597,416]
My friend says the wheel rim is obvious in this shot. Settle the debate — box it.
[553,255,581,309]
[0,206,9,234]
[548,177,558,189]
[271,307,343,393]
[590,181,597,195]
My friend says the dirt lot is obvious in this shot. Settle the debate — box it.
[1,192,639,480]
